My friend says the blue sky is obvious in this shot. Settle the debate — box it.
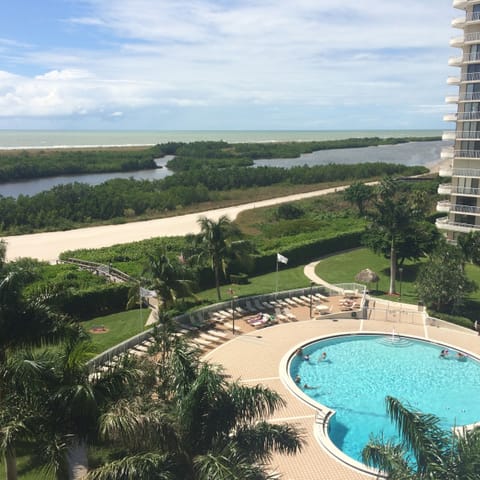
[0,0,456,130]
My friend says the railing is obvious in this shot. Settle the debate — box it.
[450,204,480,214]
[455,112,480,120]
[454,149,480,158]
[464,32,480,43]
[461,72,480,82]
[454,130,480,138]
[452,186,480,195]
[453,168,480,177]
[87,284,333,370]
[61,257,136,283]
[459,92,480,101]
[435,217,480,231]
[466,11,480,22]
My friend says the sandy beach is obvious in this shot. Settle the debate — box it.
[2,185,350,263]
[1,157,445,263]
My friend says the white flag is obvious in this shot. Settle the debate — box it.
[140,287,157,298]
[277,253,288,264]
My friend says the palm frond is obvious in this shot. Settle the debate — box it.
[84,452,175,480]
[233,422,304,462]
[385,396,450,474]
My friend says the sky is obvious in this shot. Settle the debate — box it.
[0,0,458,130]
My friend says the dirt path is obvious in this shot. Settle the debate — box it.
[2,184,351,262]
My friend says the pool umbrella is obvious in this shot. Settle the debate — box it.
[355,268,379,292]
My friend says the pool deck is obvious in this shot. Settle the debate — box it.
[203,306,480,480]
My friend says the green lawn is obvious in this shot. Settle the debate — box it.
[196,265,311,304]
[81,308,151,353]
[315,248,422,305]
[315,248,480,319]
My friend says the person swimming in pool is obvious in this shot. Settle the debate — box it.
[294,375,301,384]
[318,352,327,362]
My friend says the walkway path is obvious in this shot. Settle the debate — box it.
[3,185,353,263]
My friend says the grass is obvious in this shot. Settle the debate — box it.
[315,248,480,322]
[315,248,423,305]
[81,308,151,353]
[196,265,311,304]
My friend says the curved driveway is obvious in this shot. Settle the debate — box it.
[2,185,351,262]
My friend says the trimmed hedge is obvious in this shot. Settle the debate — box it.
[60,283,133,320]
[252,230,363,275]
[428,310,475,330]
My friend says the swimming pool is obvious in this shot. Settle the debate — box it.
[289,334,480,464]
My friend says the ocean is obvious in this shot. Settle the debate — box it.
[0,129,443,149]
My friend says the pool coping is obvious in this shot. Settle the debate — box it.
[278,330,480,478]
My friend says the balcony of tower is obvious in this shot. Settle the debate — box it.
[438,183,453,195]
[436,200,452,213]
[436,217,480,233]
[453,167,480,177]
[441,147,455,161]
[451,111,480,121]
[454,149,480,159]
[442,131,456,141]
[450,203,480,215]
[454,1,480,11]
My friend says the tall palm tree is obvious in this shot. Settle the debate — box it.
[0,248,71,480]
[86,339,303,480]
[197,215,247,301]
[362,396,480,479]
[39,334,140,480]
[0,348,54,480]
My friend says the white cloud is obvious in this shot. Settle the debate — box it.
[0,0,455,127]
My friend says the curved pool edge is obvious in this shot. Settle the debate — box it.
[279,330,480,479]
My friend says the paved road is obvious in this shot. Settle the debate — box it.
[2,184,351,262]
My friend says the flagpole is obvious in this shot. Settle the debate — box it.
[139,285,142,330]
[275,257,279,295]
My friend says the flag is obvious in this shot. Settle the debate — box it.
[277,253,288,264]
[140,287,157,298]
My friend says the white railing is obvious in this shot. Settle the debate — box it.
[461,53,480,63]
[461,72,480,82]
[435,218,480,231]
[452,185,480,195]
[450,204,480,214]
[455,130,480,139]
[459,92,480,101]
[466,11,480,22]
[454,149,480,158]
[453,168,480,177]
[465,32,480,43]
[438,184,452,195]
[455,112,480,120]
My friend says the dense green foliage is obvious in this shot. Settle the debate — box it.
[417,242,477,313]
[0,148,159,182]
[163,137,440,171]
[0,163,427,234]
[0,137,439,184]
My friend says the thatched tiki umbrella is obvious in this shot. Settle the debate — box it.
[355,268,379,292]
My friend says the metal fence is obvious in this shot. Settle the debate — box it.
[87,284,332,370]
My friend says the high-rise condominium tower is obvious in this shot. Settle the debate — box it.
[438,0,480,241]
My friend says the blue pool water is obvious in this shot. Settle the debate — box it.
[289,334,480,463]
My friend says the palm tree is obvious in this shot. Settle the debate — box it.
[362,396,480,479]
[0,249,72,480]
[0,349,54,480]
[142,248,196,310]
[86,339,303,479]
[197,215,247,301]
[39,334,140,480]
